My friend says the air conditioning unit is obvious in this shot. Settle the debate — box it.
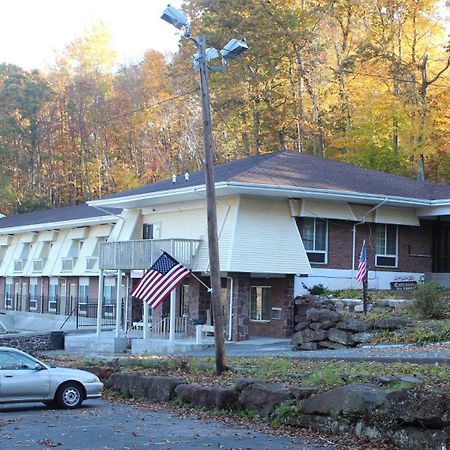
[375,255,397,267]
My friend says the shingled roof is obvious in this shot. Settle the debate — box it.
[106,151,450,201]
[0,204,121,231]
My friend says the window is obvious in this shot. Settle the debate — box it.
[302,218,328,263]
[143,224,154,240]
[375,224,398,267]
[250,286,271,321]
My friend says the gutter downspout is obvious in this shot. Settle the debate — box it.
[351,199,388,288]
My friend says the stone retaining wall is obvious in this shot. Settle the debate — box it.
[0,332,53,352]
[291,296,408,350]
[106,373,449,450]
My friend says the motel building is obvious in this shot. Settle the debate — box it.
[1,151,450,353]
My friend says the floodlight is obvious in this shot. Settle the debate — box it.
[161,5,188,30]
[205,48,220,61]
[220,39,248,60]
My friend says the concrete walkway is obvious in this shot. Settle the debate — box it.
[198,337,450,364]
[60,333,450,364]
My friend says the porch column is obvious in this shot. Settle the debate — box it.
[169,289,176,342]
[124,274,129,332]
[115,269,122,338]
[143,299,149,339]
[96,269,104,337]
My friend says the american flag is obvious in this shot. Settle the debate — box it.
[130,252,190,308]
[356,240,367,284]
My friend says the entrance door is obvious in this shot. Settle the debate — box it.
[14,282,20,310]
[69,283,77,314]
[21,282,28,311]
[59,281,66,315]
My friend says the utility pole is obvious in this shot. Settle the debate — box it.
[197,34,226,374]
[161,5,247,375]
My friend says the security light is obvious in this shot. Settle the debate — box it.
[205,47,220,61]
[220,39,248,60]
[160,5,188,30]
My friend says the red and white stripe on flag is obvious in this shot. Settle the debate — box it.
[356,240,367,284]
[130,252,190,308]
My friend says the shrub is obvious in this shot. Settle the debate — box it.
[302,283,326,295]
[413,282,446,319]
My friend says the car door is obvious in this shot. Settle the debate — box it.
[0,350,50,402]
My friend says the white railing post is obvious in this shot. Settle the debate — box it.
[96,269,104,337]
[143,299,149,339]
[115,269,122,338]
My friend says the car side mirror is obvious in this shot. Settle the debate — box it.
[34,363,46,371]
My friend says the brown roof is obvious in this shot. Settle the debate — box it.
[0,204,121,231]
[107,151,450,201]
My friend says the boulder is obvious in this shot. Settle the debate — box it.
[306,308,342,323]
[379,388,450,428]
[336,319,369,333]
[235,378,263,393]
[289,386,319,400]
[292,329,328,345]
[175,384,239,410]
[388,426,450,450]
[309,321,335,330]
[328,328,355,346]
[372,318,409,330]
[352,332,375,344]
[109,373,186,401]
[301,383,386,417]
[283,413,354,435]
[239,383,293,418]
[294,321,309,331]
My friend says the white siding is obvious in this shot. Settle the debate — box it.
[140,197,238,272]
[375,206,419,226]
[229,197,311,275]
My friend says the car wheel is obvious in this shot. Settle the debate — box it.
[56,382,84,409]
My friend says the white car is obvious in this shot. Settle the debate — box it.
[0,347,103,409]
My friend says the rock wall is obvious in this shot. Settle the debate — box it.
[107,373,450,450]
[291,296,408,350]
[0,332,53,352]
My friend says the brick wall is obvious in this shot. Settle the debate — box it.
[297,218,433,273]
[247,276,294,339]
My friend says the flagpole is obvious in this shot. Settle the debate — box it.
[362,276,368,314]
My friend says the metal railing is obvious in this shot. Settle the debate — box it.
[99,238,202,270]
[126,315,188,338]
[1,294,121,330]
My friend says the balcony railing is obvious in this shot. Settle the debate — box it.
[99,238,202,270]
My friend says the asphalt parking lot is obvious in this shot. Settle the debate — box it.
[0,400,332,450]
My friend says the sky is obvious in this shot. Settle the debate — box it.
[0,1,448,72]
[0,0,184,71]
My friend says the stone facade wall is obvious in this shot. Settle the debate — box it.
[0,332,53,352]
[232,273,251,341]
[296,219,433,273]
